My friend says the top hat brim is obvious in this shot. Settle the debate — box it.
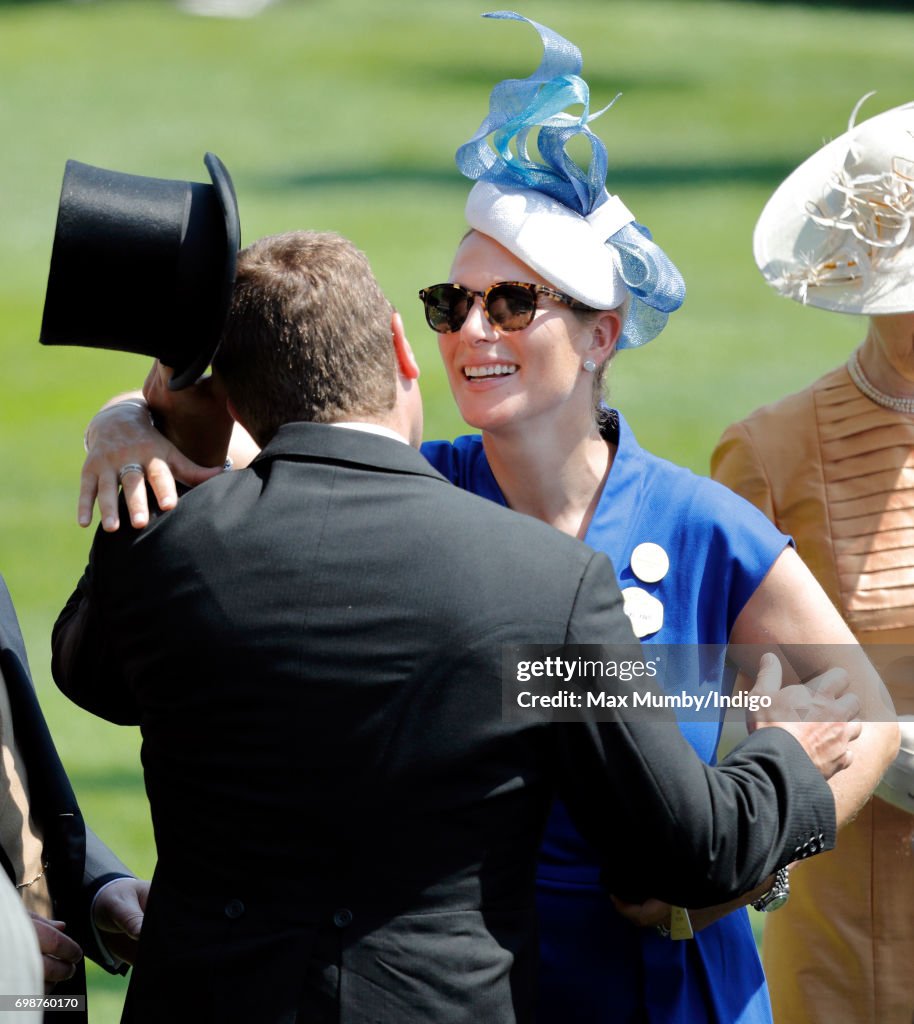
[168,152,241,389]
[39,153,242,391]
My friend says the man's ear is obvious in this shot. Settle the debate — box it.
[392,311,420,380]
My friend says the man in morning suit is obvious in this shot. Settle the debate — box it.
[0,574,148,1020]
[52,231,852,1024]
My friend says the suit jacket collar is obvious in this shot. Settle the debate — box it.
[254,421,447,484]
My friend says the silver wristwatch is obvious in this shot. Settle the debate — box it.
[751,867,790,913]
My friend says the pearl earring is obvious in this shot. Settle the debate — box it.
[582,359,596,373]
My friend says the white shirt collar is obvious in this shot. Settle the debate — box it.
[330,421,409,445]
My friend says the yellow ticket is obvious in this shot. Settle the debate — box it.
[669,906,694,940]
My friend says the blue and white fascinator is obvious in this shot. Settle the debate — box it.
[457,11,685,348]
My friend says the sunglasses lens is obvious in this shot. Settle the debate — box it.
[422,285,472,333]
[421,282,540,333]
[485,284,537,331]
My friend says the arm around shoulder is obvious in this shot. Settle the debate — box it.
[554,551,838,908]
[730,546,900,828]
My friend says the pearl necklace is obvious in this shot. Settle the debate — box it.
[847,349,914,415]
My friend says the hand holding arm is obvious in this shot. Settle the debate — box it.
[610,652,857,932]
[559,553,839,909]
[730,548,899,827]
[747,654,862,779]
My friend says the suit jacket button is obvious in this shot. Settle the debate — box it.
[224,899,245,920]
[333,908,353,928]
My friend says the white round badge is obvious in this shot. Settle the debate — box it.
[630,542,670,584]
[621,586,664,639]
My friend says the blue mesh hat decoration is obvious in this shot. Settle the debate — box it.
[456,11,685,348]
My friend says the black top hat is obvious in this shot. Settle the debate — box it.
[39,153,241,390]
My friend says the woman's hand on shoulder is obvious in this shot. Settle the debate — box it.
[80,361,262,533]
[80,396,221,532]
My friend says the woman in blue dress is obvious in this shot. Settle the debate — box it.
[409,15,890,1022]
[77,14,892,1022]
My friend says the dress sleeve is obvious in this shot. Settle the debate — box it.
[420,437,507,505]
[676,473,790,640]
[708,420,791,632]
[710,420,776,521]
[420,439,459,483]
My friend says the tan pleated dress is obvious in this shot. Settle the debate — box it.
[712,363,914,1024]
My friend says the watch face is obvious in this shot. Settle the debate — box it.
[752,867,790,912]
[763,891,789,912]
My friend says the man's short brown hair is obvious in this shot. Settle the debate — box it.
[214,231,396,447]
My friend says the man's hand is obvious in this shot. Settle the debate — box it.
[610,895,670,929]
[29,913,82,984]
[610,895,722,934]
[92,877,150,965]
[748,652,862,778]
[610,871,778,935]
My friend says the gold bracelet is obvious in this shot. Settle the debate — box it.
[16,862,48,890]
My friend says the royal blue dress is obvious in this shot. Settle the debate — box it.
[421,410,790,1024]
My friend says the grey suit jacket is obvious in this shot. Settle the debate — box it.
[0,575,130,1021]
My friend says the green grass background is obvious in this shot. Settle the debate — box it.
[0,0,911,1016]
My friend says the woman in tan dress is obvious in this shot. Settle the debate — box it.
[713,99,914,1024]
